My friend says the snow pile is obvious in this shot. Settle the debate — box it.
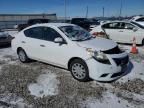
[28,72,59,98]
[119,61,144,82]
[0,93,32,108]
[82,92,136,108]
[0,48,17,64]
[117,45,144,82]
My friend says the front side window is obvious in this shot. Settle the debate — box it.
[59,25,92,41]
[43,27,62,41]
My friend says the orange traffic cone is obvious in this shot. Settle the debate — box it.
[130,37,138,54]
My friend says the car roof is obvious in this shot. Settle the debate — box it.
[22,23,76,31]
[102,20,132,25]
[132,16,144,20]
[30,23,75,28]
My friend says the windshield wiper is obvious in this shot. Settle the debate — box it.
[72,37,92,41]
[85,36,93,40]
[72,39,85,41]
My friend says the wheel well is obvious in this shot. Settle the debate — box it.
[68,57,86,70]
[17,47,23,54]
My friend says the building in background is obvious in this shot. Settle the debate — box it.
[0,13,57,29]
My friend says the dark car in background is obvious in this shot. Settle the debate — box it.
[17,19,50,31]
[0,29,13,46]
[71,18,90,30]
[89,19,100,30]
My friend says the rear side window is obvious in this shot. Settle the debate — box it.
[24,27,44,40]
[136,18,144,21]
[102,22,121,29]
[24,26,62,42]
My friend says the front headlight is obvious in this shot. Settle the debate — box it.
[86,48,110,64]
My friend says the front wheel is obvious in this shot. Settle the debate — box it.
[70,59,90,82]
[18,49,30,63]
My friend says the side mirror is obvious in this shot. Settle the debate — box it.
[54,37,64,43]
[133,27,138,32]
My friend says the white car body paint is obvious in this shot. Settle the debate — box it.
[12,23,129,81]
[90,21,144,44]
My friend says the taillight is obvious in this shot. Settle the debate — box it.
[99,32,106,35]
[92,32,99,36]
[92,31,106,37]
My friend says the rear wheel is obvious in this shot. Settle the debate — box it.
[18,49,30,63]
[142,39,144,46]
[69,59,90,82]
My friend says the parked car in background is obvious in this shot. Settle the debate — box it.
[0,29,13,46]
[12,23,129,82]
[89,19,100,31]
[17,19,50,31]
[90,21,144,45]
[71,18,90,30]
[51,19,71,23]
[131,16,144,26]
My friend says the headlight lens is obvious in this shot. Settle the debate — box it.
[86,48,110,64]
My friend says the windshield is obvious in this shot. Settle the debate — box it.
[131,21,144,29]
[59,25,92,41]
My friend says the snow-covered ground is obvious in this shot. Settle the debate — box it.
[28,71,59,98]
[82,92,137,108]
[0,44,144,108]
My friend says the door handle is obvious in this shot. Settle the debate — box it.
[119,31,123,32]
[40,45,45,47]
[21,41,26,43]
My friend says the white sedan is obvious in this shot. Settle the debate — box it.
[90,21,144,45]
[131,16,144,26]
[12,23,129,82]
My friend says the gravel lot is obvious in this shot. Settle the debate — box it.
[0,46,144,108]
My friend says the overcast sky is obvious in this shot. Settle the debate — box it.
[0,0,143,17]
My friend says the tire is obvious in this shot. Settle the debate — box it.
[17,49,30,63]
[69,59,90,82]
[142,39,144,46]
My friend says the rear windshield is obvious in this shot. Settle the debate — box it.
[131,22,144,29]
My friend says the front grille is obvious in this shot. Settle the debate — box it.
[113,56,129,66]
[103,46,123,54]
[0,37,7,40]
[111,72,123,78]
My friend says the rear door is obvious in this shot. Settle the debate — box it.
[102,22,122,42]
[23,27,45,59]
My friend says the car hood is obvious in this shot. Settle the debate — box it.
[76,37,117,51]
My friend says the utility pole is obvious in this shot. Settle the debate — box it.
[103,7,105,17]
[119,0,123,19]
[64,0,67,22]
[86,6,88,18]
